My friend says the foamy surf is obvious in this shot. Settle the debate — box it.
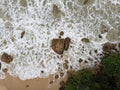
[0,0,119,80]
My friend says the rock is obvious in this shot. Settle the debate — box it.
[94,49,98,53]
[1,53,13,64]
[51,37,71,54]
[60,81,65,86]
[21,31,25,38]
[98,34,102,38]
[81,38,90,43]
[60,72,64,77]
[60,31,64,36]
[55,74,59,79]
[70,66,72,69]
[49,81,53,84]
[64,37,71,50]
[67,70,75,76]
[83,0,89,4]
[65,60,68,63]
[0,63,1,69]
[26,85,29,88]
[59,31,64,38]
[51,39,65,54]
[84,60,88,63]
[2,68,8,72]
[103,42,116,52]
[89,50,92,55]
[118,43,120,48]
[41,70,44,73]
[59,86,65,90]
[79,58,83,63]
[63,63,68,69]
[88,58,93,61]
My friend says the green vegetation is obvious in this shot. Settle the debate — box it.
[63,53,120,90]
[102,53,120,76]
[102,53,120,90]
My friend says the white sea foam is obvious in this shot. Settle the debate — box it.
[0,0,119,80]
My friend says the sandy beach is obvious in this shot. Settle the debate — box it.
[0,73,67,90]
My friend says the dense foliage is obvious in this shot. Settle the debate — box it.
[63,53,120,90]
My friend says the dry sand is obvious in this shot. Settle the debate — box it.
[0,73,67,90]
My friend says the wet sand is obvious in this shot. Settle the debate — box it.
[0,73,67,90]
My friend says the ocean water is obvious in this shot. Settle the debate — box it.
[0,0,119,80]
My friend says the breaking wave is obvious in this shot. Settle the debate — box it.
[0,0,119,80]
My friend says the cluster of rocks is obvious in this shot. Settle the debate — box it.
[102,42,120,57]
[0,30,26,72]
[51,31,71,54]
[0,52,14,72]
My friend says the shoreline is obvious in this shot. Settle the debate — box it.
[0,73,67,90]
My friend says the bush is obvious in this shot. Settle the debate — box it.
[65,70,94,90]
[102,53,120,76]
[64,53,120,90]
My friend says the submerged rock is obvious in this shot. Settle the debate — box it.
[81,38,90,43]
[63,63,68,69]
[100,24,108,34]
[53,5,59,14]
[106,30,119,41]
[20,0,27,7]
[52,5,63,18]
[83,0,89,4]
